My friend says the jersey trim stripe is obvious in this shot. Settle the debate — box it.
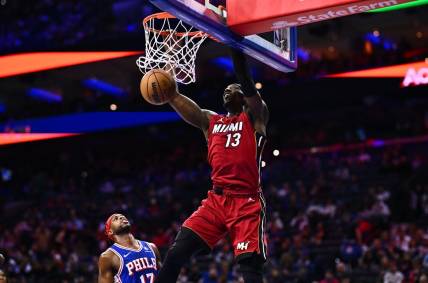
[108,247,124,282]
[113,241,142,252]
[255,132,267,181]
[258,192,267,260]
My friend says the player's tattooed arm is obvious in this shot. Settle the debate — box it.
[169,92,217,133]
[149,243,162,270]
[98,252,115,283]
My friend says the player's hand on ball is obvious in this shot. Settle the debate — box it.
[140,69,177,105]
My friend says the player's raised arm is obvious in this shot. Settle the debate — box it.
[98,252,115,283]
[230,48,269,131]
[169,90,216,134]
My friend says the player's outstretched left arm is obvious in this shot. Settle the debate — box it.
[230,48,269,135]
[98,252,115,283]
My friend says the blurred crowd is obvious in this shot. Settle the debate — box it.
[1,126,428,282]
[0,0,115,52]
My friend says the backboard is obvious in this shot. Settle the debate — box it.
[148,0,298,73]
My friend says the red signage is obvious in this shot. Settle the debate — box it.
[0,133,79,146]
[227,0,416,35]
[326,60,428,88]
[402,67,428,87]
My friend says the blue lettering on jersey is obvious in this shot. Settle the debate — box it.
[109,240,158,283]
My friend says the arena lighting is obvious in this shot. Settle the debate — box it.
[0,104,5,113]
[27,88,62,103]
[327,60,428,87]
[368,0,428,12]
[297,48,310,62]
[83,78,127,98]
[0,51,143,78]
[0,133,79,146]
[212,57,234,71]
[0,112,180,133]
[282,135,428,156]
[0,112,181,146]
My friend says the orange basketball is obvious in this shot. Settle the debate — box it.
[140,69,176,105]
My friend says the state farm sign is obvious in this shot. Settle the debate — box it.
[227,0,415,35]
[272,0,398,28]
[402,67,428,87]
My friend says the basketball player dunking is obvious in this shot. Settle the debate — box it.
[156,49,269,283]
[98,214,162,283]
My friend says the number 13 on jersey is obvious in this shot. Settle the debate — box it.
[225,133,241,147]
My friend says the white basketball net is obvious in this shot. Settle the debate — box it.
[136,13,208,84]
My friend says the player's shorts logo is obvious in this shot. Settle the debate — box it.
[237,241,250,251]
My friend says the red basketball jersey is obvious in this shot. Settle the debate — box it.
[207,112,266,194]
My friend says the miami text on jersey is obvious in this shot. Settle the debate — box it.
[212,121,243,134]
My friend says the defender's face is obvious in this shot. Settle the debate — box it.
[223,84,244,109]
[110,214,131,235]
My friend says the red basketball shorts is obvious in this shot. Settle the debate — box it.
[183,190,267,261]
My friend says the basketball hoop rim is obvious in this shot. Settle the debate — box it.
[143,12,207,38]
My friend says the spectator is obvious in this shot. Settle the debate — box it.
[320,270,339,283]
[0,270,6,283]
[384,262,404,283]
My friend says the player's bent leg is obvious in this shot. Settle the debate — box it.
[237,253,264,283]
[155,227,210,283]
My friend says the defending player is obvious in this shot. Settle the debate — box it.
[98,214,161,283]
[156,49,269,283]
